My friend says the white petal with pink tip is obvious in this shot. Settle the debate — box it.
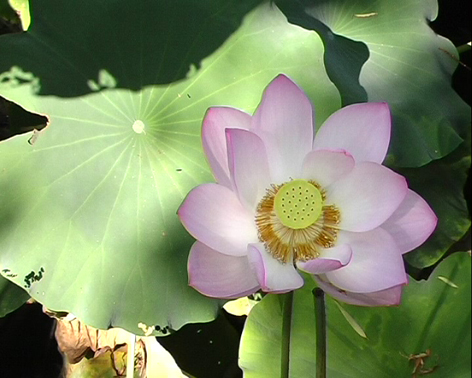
[297,244,352,274]
[381,189,438,254]
[313,102,391,164]
[226,129,272,210]
[302,150,355,188]
[325,229,407,293]
[202,107,252,187]
[247,243,304,293]
[315,277,404,306]
[252,74,314,182]
[326,162,408,232]
[188,242,260,299]
[178,183,257,256]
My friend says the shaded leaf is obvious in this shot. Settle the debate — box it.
[0,274,29,317]
[276,0,470,167]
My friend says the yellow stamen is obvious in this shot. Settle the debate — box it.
[255,180,341,263]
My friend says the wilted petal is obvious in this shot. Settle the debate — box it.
[247,243,304,293]
[315,276,404,306]
[313,103,391,164]
[252,74,314,182]
[325,229,407,293]
[297,244,352,274]
[381,189,438,254]
[326,162,408,232]
[302,150,355,188]
[202,107,252,187]
[226,129,272,210]
[178,183,258,256]
[188,242,260,298]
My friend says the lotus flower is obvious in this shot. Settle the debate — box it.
[178,74,437,306]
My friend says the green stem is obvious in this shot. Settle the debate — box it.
[313,288,327,378]
[457,42,471,54]
[281,291,294,378]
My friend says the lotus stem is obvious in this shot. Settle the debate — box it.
[457,42,471,54]
[313,288,327,378]
[281,291,294,378]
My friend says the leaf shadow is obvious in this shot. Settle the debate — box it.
[275,0,369,105]
[0,0,263,97]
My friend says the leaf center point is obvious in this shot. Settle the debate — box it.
[132,120,145,134]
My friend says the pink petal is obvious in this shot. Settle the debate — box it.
[297,244,352,274]
[315,276,404,306]
[302,150,355,188]
[202,107,252,188]
[226,129,272,210]
[188,242,260,299]
[178,183,258,256]
[247,243,304,293]
[252,74,314,182]
[326,162,408,232]
[313,103,391,164]
[325,229,408,293]
[381,189,437,254]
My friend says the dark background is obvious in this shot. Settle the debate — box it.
[0,0,470,377]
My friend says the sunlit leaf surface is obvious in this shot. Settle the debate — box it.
[0,1,339,332]
[240,253,471,377]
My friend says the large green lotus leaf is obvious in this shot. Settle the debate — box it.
[276,0,471,167]
[240,252,471,377]
[0,274,29,317]
[0,2,340,333]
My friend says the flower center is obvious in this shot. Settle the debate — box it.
[255,180,341,264]
[274,179,323,229]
